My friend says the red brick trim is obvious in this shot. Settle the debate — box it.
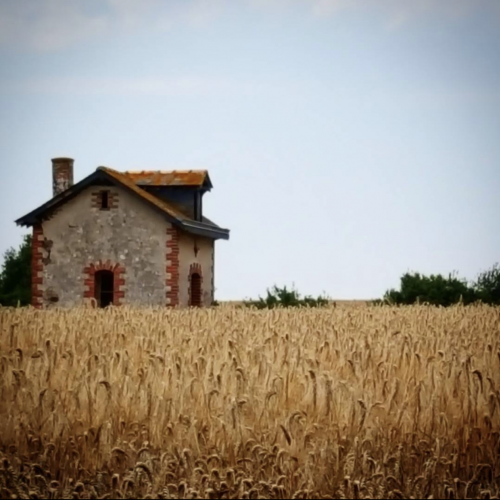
[211,242,215,305]
[166,225,180,306]
[189,263,202,276]
[91,190,119,210]
[188,263,203,307]
[83,261,126,306]
[31,224,44,309]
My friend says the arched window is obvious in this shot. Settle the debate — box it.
[190,273,202,307]
[95,270,114,308]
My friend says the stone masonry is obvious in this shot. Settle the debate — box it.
[35,185,214,308]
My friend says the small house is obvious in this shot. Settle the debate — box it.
[16,158,230,308]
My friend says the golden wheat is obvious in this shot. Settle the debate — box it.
[0,304,499,499]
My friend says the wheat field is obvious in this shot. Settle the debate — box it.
[0,305,499,499]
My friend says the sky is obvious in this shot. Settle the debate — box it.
[0,0,499,301]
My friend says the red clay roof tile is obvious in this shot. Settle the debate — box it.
[124,170,209,187]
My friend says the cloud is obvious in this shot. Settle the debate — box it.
[0,0,499,52]
[249,0,500,25]
[0,0,109,51]
[106,0,171,29]
[302,0,500,24]
[307,0,346,17]
[0,76,264,97]
[0,0,231,51]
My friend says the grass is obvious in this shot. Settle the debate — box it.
[0,304,499,499]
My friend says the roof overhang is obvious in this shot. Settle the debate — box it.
[181,220,230,240]
[16,170,109,227]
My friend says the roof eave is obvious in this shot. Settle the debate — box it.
[204,173,213,190]
[180,220,230,240]
[15,171,105,227]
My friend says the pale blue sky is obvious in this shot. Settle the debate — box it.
[0,0,499,300]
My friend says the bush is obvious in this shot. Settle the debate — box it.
[383,271,477,306]
[245,285,329,309]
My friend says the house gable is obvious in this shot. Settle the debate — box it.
[16,167,229,241]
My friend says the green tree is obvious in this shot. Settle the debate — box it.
[0,235,32,307]
[383,271,477,306]
[474,263,500,305]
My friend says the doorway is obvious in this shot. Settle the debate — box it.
[190,273,202,307]
[95,270,114,308]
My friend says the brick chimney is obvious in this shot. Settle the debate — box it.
[52,157,74,196]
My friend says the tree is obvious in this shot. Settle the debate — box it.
[0,235,32,307]
[474,263,500,305]
[383,271,477,306]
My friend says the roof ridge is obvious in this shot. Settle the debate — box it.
[98,167,209,176]
[112,169,211,188]
[97,166,119,173]
[124,169,208,172]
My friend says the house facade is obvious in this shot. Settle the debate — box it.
[16,158,229,308]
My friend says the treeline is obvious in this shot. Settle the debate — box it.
[245,264,500,308]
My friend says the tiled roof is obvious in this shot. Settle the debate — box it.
[124,170,210,187]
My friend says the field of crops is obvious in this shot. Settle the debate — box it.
[0,305,499,499]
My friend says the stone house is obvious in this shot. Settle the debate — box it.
[16,158,230,308]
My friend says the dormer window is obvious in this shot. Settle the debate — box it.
[194,191,202,221]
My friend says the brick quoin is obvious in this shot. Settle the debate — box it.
[83,261,126,306]
[188,263,203,307]
[31,224,44,309]
[166,225,180,306]
[211,245,215,304]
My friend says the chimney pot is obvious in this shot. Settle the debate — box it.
[52,157,74,196]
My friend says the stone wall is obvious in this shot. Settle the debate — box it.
[39,185,168,307]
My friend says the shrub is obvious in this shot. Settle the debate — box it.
[245,285,329,309]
